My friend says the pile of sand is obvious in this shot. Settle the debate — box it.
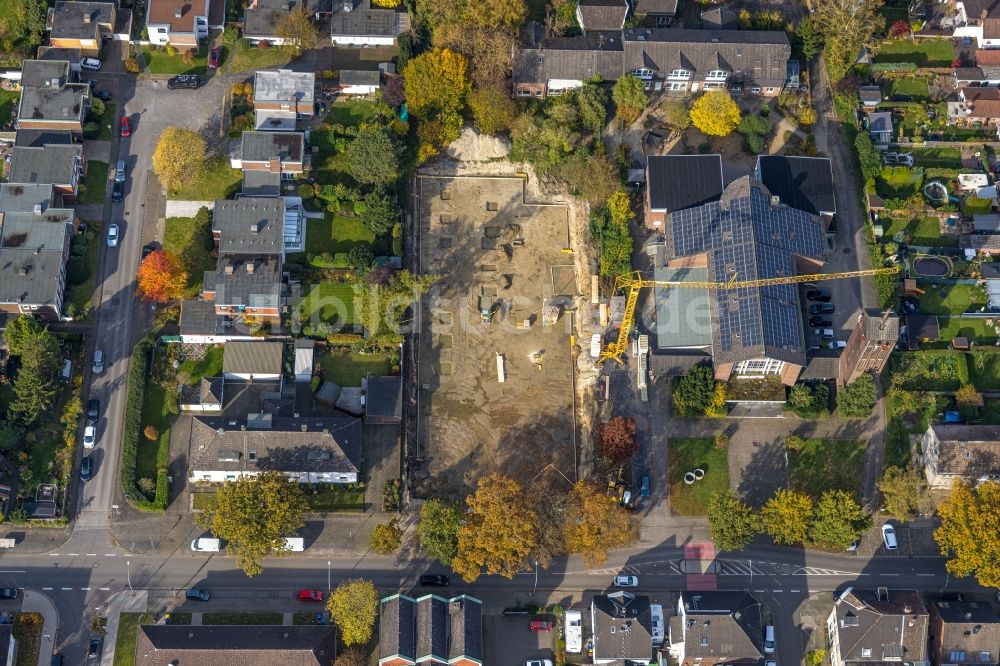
[445,127,511,162]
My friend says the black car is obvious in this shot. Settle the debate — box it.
[419,574,450,587]
[142,242,158,260]
[93,90,112,102]
[0,588,17,600]
[80,456,93,482]
[809,303,835,315]
[88,636,103,660]
[50,654,63,666]
[86,398,99,422]
[806,289,832,302]
[167,75,200,90]
[809,316,832,327]
[112,180,124,203]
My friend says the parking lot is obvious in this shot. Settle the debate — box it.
[486,614,558,666]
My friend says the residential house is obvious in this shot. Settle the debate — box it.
[921,424,1000,488]
[952,0,1000,47]
[338,69,380,95]
[655,176,826,386]
[860,85,883,107]
[231,131,305,178]
[512,33,625,98]
[983,262,1000,308]
[591,591,654,664]
[13,129,74,148]
[956,50,1000,87]
[135,625,337,666]
[187,414,362,483]
[928,599,1000,666]
[645,154,724,228]
[0,183,56,213]
[827,588,929,666]
[700,6,738,29]
[576,0,629,33]
[146,0,220,51]
[960,233,1000,255]
[36,46,84,72]
[47,1,129,56]
[16,60,89,135]
[378,593,483,666]
[906,314,941,349]
[950,87,1000,124]
[668,591,767,666]
[177,299,261,344]
[222,341,283,380]
[840,310,899,384]
[632,0,678,26]
[8,143,84,203]
[754,155,836,220]
[179,377,224,412]
[245,0,316,45]
[869,111,893,145]
[365,375,402,424]
[253,69,315,130]
[241,171,283,198]
[331,0,410,46]
[0,208,75,321]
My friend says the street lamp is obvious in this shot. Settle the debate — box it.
[327,561,331,591]
[126,560,133,596]
[532,561,539,598]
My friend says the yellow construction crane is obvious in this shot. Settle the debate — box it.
[598,266,901,366]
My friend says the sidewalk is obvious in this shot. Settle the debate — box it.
[1,527,72,554]
[100,590,148,666]
[21,590,58,666]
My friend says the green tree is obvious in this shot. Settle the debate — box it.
[738,114,770,136]
[672,366,717,416]
[360,189,399,237]
[468,84,517,135]
[762,489,814,545]
[878,466,930,521]
[556,155,617,206]
[707,489,760,551]
[273,5,319,56]
[838,374,878,417]
[206,471,308,577]
[345,127,400,186]
[935,480,1000,588]
[612,75,648,125]
[787,383,829,418]
[812,0,885,81]
[855,132,882,182]
[3,314,42,357]
[661,99,692,130]
[795,16,824,61]
[418,499,461,565]
[0,423,21,453]
[327,579,378,646]
[0,0,46,55]
[7,319,61,427]
[576,83,609,135]
[369,519,403,554]
[452,473,538,582]
[403,48,470,148]
[589,206,633,279]
[810,489,870,549]
[689,91,741,136]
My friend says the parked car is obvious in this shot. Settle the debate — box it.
[167,75,200,90]
[208,47,222,69]
[809,303,834,315]
[87,398,99,422]
[529,619,554,631]
[88,636,103,661]
[185,588,210,601]
[764,625,775,654]
[83,426,96,449]
[419,574,449,587]
[93,90,112,102]
[0,588,18,600]
[115,160,126,183]
[119,115,131,137]
[50,654,63,666]
[806,289,831,302]
[613,575,638,588]
[80,57,102,71]
[298,589,324,602]
[639,474,650,497]
[111,180,123,203]
[80,455,93,481]
[191,538,221,552]
[525,661,553,666]
[809,316,832,327]
[882,524,898,550]
[621,489,633,508]
[142,242,158,259]
[828,340,847,350]
[92,349,104,374]
[813,328,835,340]
[107,224,119,247]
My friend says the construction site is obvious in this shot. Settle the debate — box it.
[410,175,582,498]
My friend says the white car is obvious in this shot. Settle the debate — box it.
[107,224,119,248]
[882,524,898,550]
[613,575,638,588]
[764,625,775,654]
[525,661,553,666]
[83,426,96,449]
[80,57,102,71]
[92,349,104,374]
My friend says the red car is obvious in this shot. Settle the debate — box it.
[208,47,221,69]
[298,589,324,602]
[119,115,131,138]
[529,619,553,632]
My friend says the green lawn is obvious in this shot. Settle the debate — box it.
[177,346,223,384]
[306,486,365,511]
[317,350,393,387]
[890,77,929,100]
[0,89,19,129]
[223,40,290,73]
[300,282,359,328]
[66,223,102,315]
[937,317,1000,345]
[969,352,1000,389]
[668,437,729,516]
[874,38,954,67]
[80,161,109,204]
[882,217,955,247]
[167,157,242,201]
[325,100,376,127]
[876,166,922,198]
[305,214,375,256]
[308,130,358,185]
[163,215,216,297]
[141,46,208,75]
[28,437,61,488]
[137,379,174,486]
[96,102,116,140]
[787,438,865,499]
[203,613,283,625]
[919,283,988,316]
[191,492,217,511]
[891,350,970,390]
[113,613,153,666]
[909,147,962,168]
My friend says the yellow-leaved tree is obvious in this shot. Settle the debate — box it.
[761,489,813,545]
[451,473,538,582]
[152,126,205,192]
[935,479,1000,588]
[689,90,741,137]
[327,579,378,646]
[565,481,636,567]
[403,48,470,152]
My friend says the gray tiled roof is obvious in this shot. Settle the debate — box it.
[179,299,222,335]
[869,111,893,134]
[648,351,712,376]
[648,154,724,212]
[203,254,282,309]
[222,341,284,376]
[2,210,75,241]
[213,197,285,254]
[832,589,928,664]
[240,131,304,163]
[930,599,1000,665]
[0,216,71,307]
[632,0,678,15]
[244,0,314,38]
[20,60,71,88]
[13,130,74,148]
[188,415,362,476]
[136,625,337,666]
[861,310,899,342]
[513,34,624,84]
[800,352,841,380]
[365,375,401,421]
[339,69,380,86]
[9,144,82,186]
[241,170,282,197]
[50,1,113,40]
[0,183,56,213]
[577,0,628,31]
[18,82,88,125]
[678,591,765,662]
[755,155,836,216]
[253,69,315,106]
[331,0,403,38]
[592,591,653,661]
[666,176,825,367]
[37,46,84,64]
[928,425,1000,478]
[379,594,483,663]
[859,85,882,102]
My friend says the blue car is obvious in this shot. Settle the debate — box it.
[640,475,650,497]
[185,588,210,601]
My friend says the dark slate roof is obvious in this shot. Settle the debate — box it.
[755,156,836,216]
[666,176,825,367]
[222,341,284,376]
[365,375,402,421]
[648,351,712,376]
[906,314,940,349]
[577,0,628,31]
[50,1,113,40]
[678,591,765,662]
[928,425,1000,479]
[961,234,1000,251]
[800,352,841,380]
[13,129,73,148]
[622,28,791,86]
[179,299,221,335]
[331,0,402,38]
[213,198,285,254]
[983,263,1000,279]
[0,215,72,307]
[20,60,71,88]
[244,0,313,38]
[648,154,724,212]
[136,625,337,666]
[8,144,82,185]
[633,0,678,14]
[592,592,653,662]
[181,376,224,407]
[203,255,282,309]
[513,34,624,84]
[37,46,83,64]
[379,594,483,663]
[0,625,10,663]
[955,67,986,81]
[859,85,883,103]
[241,170,282,197]
[929,599,1000,665]
[700,6,737,29]
[188,415,362,476]
[340,69,380,86]
[240,131,304,163]
[861,310,900,343]
[0,183,56,213]
[831,589,928,664]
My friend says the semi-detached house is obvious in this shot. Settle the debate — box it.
[16,60,90,135]
[146,0,223,51]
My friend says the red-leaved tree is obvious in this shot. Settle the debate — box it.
[136,250,187,303]
[888,19,911,39]
[598,416,638,462]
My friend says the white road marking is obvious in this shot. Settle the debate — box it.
[99,587,110,591]
[81,588,91,591]
[105,554,116,557]
[0,571,25,574]
[68,553,78,557]
[754,589,766,593]
[917,573,935,577]
[790,589,801,593]
[42,588,52,591]
[60,587,72,591]
[882,573,900,576]
[774,589,784,593]
[86,553,97,557]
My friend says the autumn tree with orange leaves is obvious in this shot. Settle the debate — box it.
[136,250,186,303]
[598,416,638,462]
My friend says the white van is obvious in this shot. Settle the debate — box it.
[191,538,221,552]
[284,537,304,552]
[564,610,582,654]
[764,625,775,654]
[650,603,664,646]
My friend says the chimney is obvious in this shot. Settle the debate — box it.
[904,605,912,613]
[224,263,234,274]
[246,261,255,274]
[300,424,307,432]
[250,220,263,234]
[343,0,353,12]
[269,157,280,173]
[175,6,184,18]
[32,204,42,215]
[83,12,92,23]
[770,194,780,207]
[965,612,973,620]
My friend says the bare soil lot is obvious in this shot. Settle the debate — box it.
[413,175,578,498]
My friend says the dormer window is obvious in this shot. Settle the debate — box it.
[668,69,690,79]
[633,68,653,79]
[706,70,728,80]
[862,649,873,658]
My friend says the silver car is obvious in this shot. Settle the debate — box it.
[107,224,119,248]
[114,160,126,183]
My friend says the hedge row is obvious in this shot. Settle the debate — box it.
[120,337,167,511]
